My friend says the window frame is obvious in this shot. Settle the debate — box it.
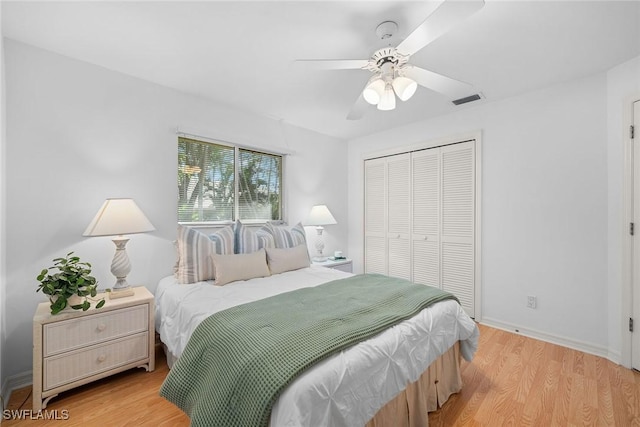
[178,136,284,226]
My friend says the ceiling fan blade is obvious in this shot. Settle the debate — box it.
[294,59,370,70]
[404,65,475,100]
[347,93,369,120]
[396,0,484,57]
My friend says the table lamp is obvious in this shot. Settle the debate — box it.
[83,198,155,298]
[304,205,337,261]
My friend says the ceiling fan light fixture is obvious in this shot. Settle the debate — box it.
[296,0,485,120]
[363,78,385,105]
[377,84,396,111]
[392,76,418,101]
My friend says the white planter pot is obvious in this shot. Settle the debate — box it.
[49,294,84,310]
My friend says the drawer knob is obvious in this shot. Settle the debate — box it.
[97,324,106,332]
[97,355,106,363]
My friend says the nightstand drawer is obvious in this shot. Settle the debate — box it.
[44,305,148,357]
[331,263,353,273]
[43,332,149,391]
[313,259,353,273]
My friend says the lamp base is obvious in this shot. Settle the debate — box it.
[312,256,328,262]
[109,287,135,299]
[109,236,134,299]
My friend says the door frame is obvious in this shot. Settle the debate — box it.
[622,96,640,368]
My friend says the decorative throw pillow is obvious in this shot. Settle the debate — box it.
[211,248,271,286]
[267,222,307,249]
[175,224,235,284]
[234,220,275,254]
[266,244,310,274]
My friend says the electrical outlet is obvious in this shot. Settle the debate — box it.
[527,296,537,309]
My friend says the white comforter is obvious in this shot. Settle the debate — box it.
[155,266,479,427]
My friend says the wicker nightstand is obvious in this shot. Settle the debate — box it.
[32,286,155,410]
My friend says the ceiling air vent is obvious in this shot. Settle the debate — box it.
[452,94,482,106]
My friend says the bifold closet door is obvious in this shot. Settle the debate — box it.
[364,140,475,317]
[386,154,411,280]
[440,141,475,317]
[364,154,411,279]
[364,158,386,274]
[412,149,440,287]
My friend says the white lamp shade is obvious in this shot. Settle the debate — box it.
[392,76,418,101]
[377,85,396,111]
[304,205,337,226]
[83,198,155,237]
[363,78,386,105]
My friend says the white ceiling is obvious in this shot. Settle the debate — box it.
[3,1,640,140]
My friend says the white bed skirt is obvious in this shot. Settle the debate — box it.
[162,341,462,427]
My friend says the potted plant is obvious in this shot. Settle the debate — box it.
[36,252,106,315]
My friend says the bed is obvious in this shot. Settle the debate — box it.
[156,264,479,426]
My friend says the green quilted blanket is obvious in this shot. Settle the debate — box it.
[159,273,458,427]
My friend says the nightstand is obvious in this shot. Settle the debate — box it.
[313,258,353,273]
[32,286,155,411]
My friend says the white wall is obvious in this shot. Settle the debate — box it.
[348,73,610,355]
[2,39,347,380]
[607,55,640,366]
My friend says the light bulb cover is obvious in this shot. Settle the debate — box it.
[392,76,418,101]
[363,78,386,105]
[377,85,396,111]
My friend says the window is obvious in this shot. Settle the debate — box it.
[178,137,282,223]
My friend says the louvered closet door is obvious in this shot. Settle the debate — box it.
[387,153,411,280]
[412,149,440,287]
[441,141,475,317]
[364,158,387,274]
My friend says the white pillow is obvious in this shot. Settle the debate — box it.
[266,244,310,274]
[211,248,271,286]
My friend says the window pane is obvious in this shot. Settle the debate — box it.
[178,138,235,222]
[238,149,282,221]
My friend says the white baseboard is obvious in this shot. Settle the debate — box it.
[480,318,620,365]
[1,370,32,410]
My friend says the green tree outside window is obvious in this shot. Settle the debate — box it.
[178,137,282,223]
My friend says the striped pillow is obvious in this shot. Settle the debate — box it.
[175,225,235,284]
[234,220,275,254]
[267,222,307,249]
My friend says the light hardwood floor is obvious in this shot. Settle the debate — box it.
[5,324,640,426]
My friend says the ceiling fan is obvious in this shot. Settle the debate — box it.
[296,0,485,120]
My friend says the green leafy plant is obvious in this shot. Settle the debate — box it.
[36,252,106,315]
